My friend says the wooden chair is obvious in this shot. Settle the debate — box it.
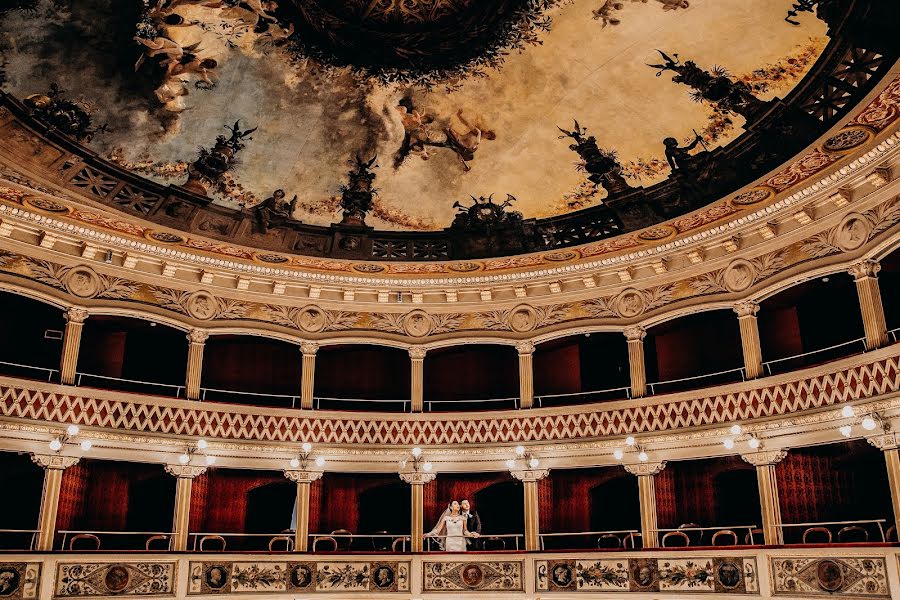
[661,531,690,547]
[391,536,410,552]
[312,536,337,552]
[69,533,100,551]
[597,533,621,549]
[678,523,703,547]
[481,536,506,551]
[744,528,764,545]
[802,527,832,544]
[711,530,738,546]
[371,530,391,551]
[837,526,869,543]
[623,532,642,549]
[199,534,227,551]
[886,525,896,542]
[331,529,352,551]
[268,535,294,552]
[145,534,169,551]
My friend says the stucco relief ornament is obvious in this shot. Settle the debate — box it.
[165,464,207,478]
[284,470,324,483]
[613,289,645,318]
[63,266,101,298]
[834,212,872,251]
[623,461,666,476]
[722,259,756,292]
[297,307,327,333]
[31,453,79,469]
[186,291,219,320]
[403,310,433,337]
[508,305,538,332]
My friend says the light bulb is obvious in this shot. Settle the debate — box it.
[515,445,525,456]
[302,442,312,453]
[196,439,208,450]
[730,424,743,436]
[315,456,326,467]
[49,438,62,451]
[205,455,217,465]
[839,425,852,438]
[723,438,735,450]
[423,461,433,472]
[841,405,855,418]
[528,457,539,468]
[66,424,80,437]
[411,447,422,458]
[638,451,649,462]
[178,453,190,464]
[625,436,636,446]
[505,459,515,469]
[748,437,761,450]
[289,457,300,469]
[613,449,624,460]
[79,439,92,451]
[862,416,877,431]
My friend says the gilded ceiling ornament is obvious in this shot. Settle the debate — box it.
[22,195,69,214]
[821,125,873,153]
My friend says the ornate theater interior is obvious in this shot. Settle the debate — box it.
[0,0,899,598]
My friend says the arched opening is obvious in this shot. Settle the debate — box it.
[758,275,866,375]
[245,481,296,535]
[474,480,525,549]
[77,315,187,395]
[589,477,640,534]
[533,333,629,406]
[358,483,411,540]
[645,310,743,393]
[200,335,301,406]
[125,474,176,534]
[315,473,410,550]
[314,345,410,411]
[423,344,518,410]
[0,451,44,550]
[0,291,63,380]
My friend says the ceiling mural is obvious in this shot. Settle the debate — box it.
[0,0,839,235]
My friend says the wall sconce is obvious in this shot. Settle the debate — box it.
[399,446,432,472]
[178,439,216,466]
[289,442,326,469]
[49,424,92,452]
[838,408,886,438]
[719,424,761,451]
[505,445,540,470]
[612,436,653,463]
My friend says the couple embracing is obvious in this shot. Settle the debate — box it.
[427,499,482,552]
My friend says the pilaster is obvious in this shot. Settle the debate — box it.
[734,301,763,379]
[867,433,900,535]
[849,260,888,350]
[516,341,535,409]
[400,471,436,553]
[285,470,324,552]
[32,453,80,551]
[409,347,426,413]
[185,329,208,400]
[741,450,787,545]
[165,464,207,551]
[60,308,88,385]
[300,343,319,410]
[511,469,550,551]
[624,461,665,548]
[624,326,647,398]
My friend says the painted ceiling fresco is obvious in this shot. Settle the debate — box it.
[0,0,830,231]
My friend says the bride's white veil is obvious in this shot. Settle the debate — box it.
[427,502,453,549]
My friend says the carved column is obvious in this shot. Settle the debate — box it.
[285,470,324,552]
[849,260,888,350]
[185,329,208,400]
[400,471,436,553]
[624,461,666,548]
[867,434,900,536]
[734,301,763,379]
[165,464,207,551]
[624,326,647,398]
[511,468,550,551]
[409,347,426,413]
[32,454,80,551]
[517,341,535,409]
[60,308,88,385]
[300,343,319,410]
[741,450,787,545]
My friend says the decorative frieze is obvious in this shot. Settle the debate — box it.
[770,556,889,597]
[0,562,41,600]
[422,560,523,592]
[55,562,175,597]
[187,561,410,594]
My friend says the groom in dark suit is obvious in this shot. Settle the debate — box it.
[460,499,482,549]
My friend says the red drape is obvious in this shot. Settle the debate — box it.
[57,462,89,530]
[195,469,283,532]
[424,472,510,525]
[315,473,402,534]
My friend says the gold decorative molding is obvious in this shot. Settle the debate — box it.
[740,449,788,466]
[399,471,436,485]
[31,453,79,469]
[510,468,550,482]
[164,464,207,478]
[624,461,666,476]
[284,469,324,483]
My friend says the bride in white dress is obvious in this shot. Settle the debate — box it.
[427,500,475,552]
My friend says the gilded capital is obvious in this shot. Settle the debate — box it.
[515,340,535,355]
[733,300,760,318]
[65,307,89,324]
[165,464,208,478]
[400,471,436,485]
[300,342,319,356]
[623,326,646,342]
[867,433,899,451]
[408,346,427,360]
[740,449,787,466]
[186,329,209,344]
[624,461,666,476]
[848,260,881,280]
[284,469,324,483]
[31,453,79,470]
[510,468,550,482]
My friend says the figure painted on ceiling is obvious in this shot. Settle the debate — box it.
[558,120,631,196]
[254,189,298,233]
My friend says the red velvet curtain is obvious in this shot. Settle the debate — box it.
[538,468,634,533]
[57,462,89,530]
[654,457,756,529]
[315,473,404,534]
[192,469,283,532]
[424,472,510,526]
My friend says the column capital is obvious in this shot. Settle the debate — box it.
[186,329,209,345]
[64,307,89,324]
[733,300,760,318]
[849,259,881,280]
[510,468,550,482]
[300,342,319,356]
[623,325,646,342]
[624,461,666,476]
[284,469,324,483]
[867,433,900,451]
[165,464,207,478]
[515,340,535,355]
[408,346,427,360]
[31,453,79,470]
[400,471,436,485]
[740,449,787,466]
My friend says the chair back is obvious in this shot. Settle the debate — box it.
[677,523,703,546]
[623,532,642,549]
[145,534,169,551]
[268,535,294,552]
[597,533,621,549]
[69,533,101,551]
[662,531,690,547]
[744,528,764,545]
[482,536,506,551]
[711,530,738,546]
[199,534,227,552]
[886,525,897,543]
[802,527,832,544]
[331,529,353,551]
[371,530,391,551]
[391,536,410,552]
[312,536,337,552]
[837,525,869,543]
